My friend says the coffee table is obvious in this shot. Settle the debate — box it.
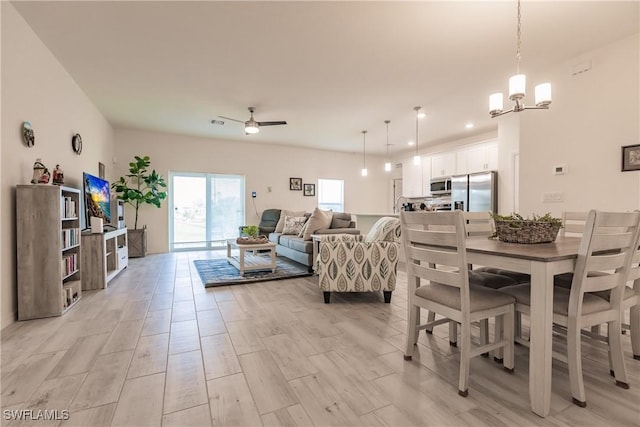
[226,239,277,276]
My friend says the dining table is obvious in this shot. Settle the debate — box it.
[464,235,583,418]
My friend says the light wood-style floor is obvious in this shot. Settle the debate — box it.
[2,251,639,427]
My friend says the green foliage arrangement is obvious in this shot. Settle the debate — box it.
[242,225,260,237]
[111,155,167,230]
[492,212,563,228]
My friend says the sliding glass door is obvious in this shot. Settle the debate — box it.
[170,172,245,251]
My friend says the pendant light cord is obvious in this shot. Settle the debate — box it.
[516,0,521,74]
[385,120,390,157]
[362,130,367,168]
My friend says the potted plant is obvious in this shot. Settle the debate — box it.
[111,155,167,257]
[242,225,260,238]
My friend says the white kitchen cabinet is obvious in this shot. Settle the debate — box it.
[431,152,456,178]
[457,142,498,174]
[402,158,424,197]
[421,155,432,195]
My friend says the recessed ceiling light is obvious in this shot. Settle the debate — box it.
[408,141,415,146]
[465,123,474,129]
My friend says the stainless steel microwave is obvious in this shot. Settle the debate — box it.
[430,177,451,195]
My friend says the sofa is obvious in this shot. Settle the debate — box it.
[268,209,359,269]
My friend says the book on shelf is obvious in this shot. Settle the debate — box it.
[61,253,78,277]
[61,228,79,248]
[60,196,77,219]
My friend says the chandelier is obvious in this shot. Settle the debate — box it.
[489,0,551,118]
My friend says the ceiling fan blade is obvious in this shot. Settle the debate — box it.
[256,121,287,126]
[218,116,245,123]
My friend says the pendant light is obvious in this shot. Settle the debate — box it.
[384,120,392,172]
[361,130,368,177]
[489,0,551,118]
[413,107,422,165]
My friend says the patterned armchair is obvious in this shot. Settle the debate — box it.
[316,217,401,303]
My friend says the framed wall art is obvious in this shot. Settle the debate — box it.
[289,177,302,190]
[622,144,640,171]
[303,183,315,197]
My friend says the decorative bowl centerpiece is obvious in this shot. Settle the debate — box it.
[237,225,268,244]
[492,213,563,244]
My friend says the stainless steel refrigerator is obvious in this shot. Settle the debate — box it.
[451,171,497,213]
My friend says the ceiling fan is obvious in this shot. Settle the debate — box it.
[217,107,287,135]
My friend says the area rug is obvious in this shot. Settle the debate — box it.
[194,256,312,287]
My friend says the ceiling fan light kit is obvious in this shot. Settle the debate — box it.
[489,0,552,118]
[218,107,287,135]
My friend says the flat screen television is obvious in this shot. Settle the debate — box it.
[83,172,111,226]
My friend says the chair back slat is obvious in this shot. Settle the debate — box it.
[403,228,458,247]
[591,232,637,252]
[583,272,624,293]
[405,245,459,268]
[409,262,464,289]
[587,252,630,272]
[570,210,640,312]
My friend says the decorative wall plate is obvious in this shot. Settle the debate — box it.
[72,133,82,154]
[22,122,35,147]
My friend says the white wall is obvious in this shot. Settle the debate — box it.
[114,128,390,254]
[497,114,520,214]
[1,3,114,329]
[519,34,639,216]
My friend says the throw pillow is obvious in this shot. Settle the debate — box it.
[302,207,333,241]
[298,221,309,238]
[282,216,307,235]
[330,213,352,229]
[275,210,306,233]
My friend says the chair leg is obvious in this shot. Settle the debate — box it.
[458,321,471,397]
[404,302,419,361]
[425,311,435,334]
[503,307,515,372]
[323,292,330,304]
[479,319,489,357]
[514,312,522,341]
[608,319,629,389]
[567,317,587,407]
[383,291,392,303]
[449,321,458,347]
[630,304,640,360]
[493,316,503,363]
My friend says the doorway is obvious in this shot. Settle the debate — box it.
[170,172,245,251]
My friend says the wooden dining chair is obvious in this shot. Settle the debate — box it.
[498,210,640,407]
[400,210,516,397]
[555,210,639,354]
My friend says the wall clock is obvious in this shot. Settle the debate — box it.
[22,122,35,147]
[72,133,82,155]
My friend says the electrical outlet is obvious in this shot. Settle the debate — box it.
[542,192,564,203]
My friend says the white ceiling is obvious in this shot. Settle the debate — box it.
[10,1,639,156]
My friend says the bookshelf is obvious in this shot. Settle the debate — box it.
[17,185,82,320]
[81,228,128,290]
